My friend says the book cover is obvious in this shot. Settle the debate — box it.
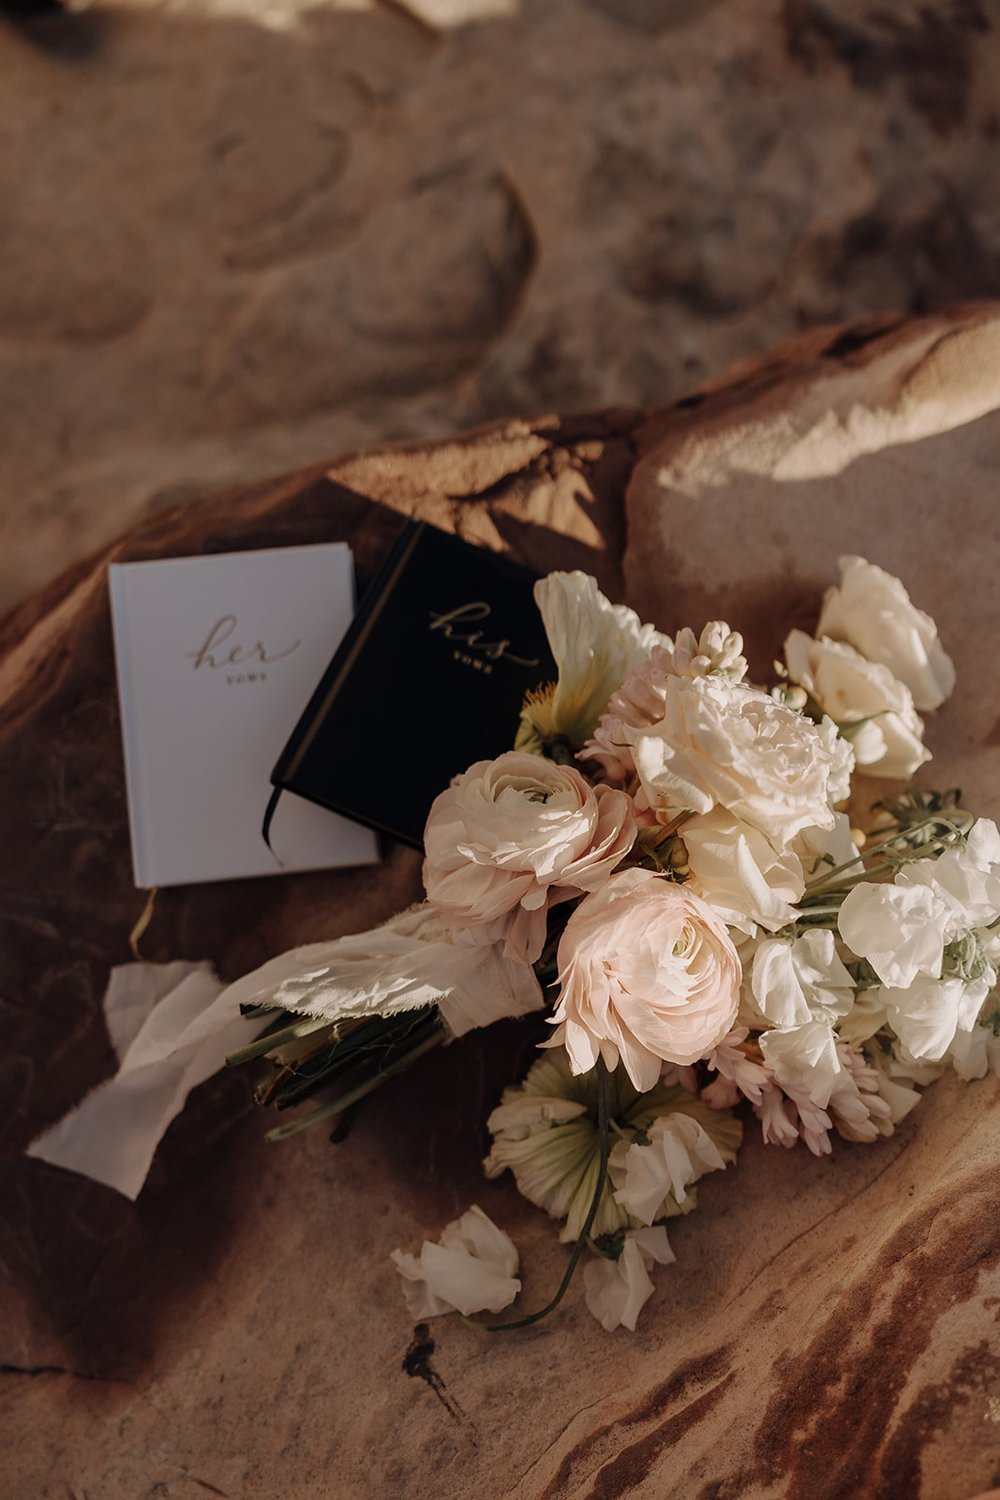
[109,544,380,887]
[270,520,557,848]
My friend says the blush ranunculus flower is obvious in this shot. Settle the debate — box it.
[549,868,742,1091]
[423,751,636,964]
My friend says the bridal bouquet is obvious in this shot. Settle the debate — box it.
[220,554,1000,1334]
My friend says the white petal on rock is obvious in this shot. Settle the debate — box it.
[582,1227,675,1332]
[391,1205,521,1319]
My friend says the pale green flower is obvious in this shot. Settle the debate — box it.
[484,1050,742,1243]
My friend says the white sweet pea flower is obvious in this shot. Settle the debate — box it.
[881,973,994,1063]
[758,1020,843,1108]
[817,555,955,711]
[947,1021,1000,1080]
[838,881,947,989]
[751,930,856,1029]
[609,1112,734,1225]
[895,819,1000,938]
[583,1227,675,1332]
[391,1205,520,1319]
[681,808,804,934]
[516,572,665,753]
[784,631,930,780]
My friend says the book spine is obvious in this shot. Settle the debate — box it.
[272,518,425,786]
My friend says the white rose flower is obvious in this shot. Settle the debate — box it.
[630,675,839,847]
[682,808,804,934]
[758,1019,843,1108]
[784,630,930,780]
[751,930,856,1029]
[516,572,666,753]
[423,751,636,964]
[837,880,947,989]
[817,555,956,711]
[391,1205,520,1318]
[609,1112,734,1225]
[582,1227,675,1333]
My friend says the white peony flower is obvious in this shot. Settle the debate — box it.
[391,1205,520,1319]
[681,808,804,934]
[630,674,840,848]
[817,555,955,711]
[609,1112,734,1224]
[758,1019,843,1109]
[516,572,666,753]
[751,930,856,1029]
[423,751,635,964]
[838,880,947,989]
[783,630,930,780]
[582,1227,675,1332]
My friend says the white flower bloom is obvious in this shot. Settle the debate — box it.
[517,572,666,752]
[784,631,929,780]
[751,930,856,1029]
[817,555,955,711]
[682,808,804,934]
[391,1205,520,1319]
[630,674,839,847]
[895,819,1000,939]
[838,880,947,989]
[582,1227,675,1333]
[758,1020,843,1108]
[881,973,994,1062]
[609,1112,733,1225]
[947,1022,1000,1080]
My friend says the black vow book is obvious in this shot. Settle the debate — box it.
[269,519,557,849]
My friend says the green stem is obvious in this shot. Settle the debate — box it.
[264,1029,443,1141]
[471,1056,612,1334]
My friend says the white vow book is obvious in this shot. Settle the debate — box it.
[109,545,380,887]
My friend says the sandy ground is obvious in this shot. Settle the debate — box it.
[2,0,1000,614]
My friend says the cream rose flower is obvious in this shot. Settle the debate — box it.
[423,751,636,964]
[681,808,805,934]
[629,675,840,847]
[784,630,930,780]
[817,555,955,711]
[549,868,742,1091]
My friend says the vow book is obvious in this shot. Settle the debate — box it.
[109,545,380,887]
[270,520,557,848]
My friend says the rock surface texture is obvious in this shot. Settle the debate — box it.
[3,307,1000,1498]
[3,0,1000,613]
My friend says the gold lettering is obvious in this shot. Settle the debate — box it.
[189,615,300,670]
[428,602,539,668]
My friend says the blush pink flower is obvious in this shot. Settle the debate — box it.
[548,868,742,1092]
[423,751,636,964]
